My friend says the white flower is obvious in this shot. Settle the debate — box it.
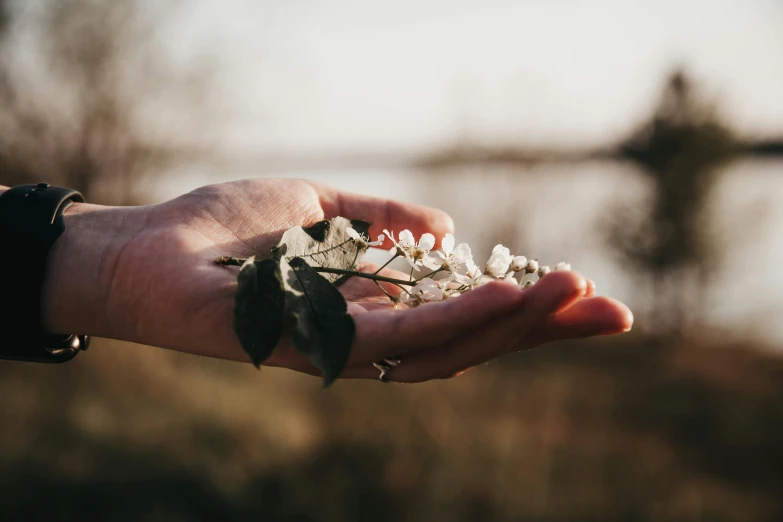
[412,277,444,301]
[522,279,535,288]
[442,288,461,299]
[525,259,539,274]
[554,262,572,271]
[397,292,418,307]
[346,227,384,248]
[384,229,414,255]
[436,233,472,274]
[537,265,551,278]
[455,259,492,289]
[502,272,519,285]
[433,277,462,299]
[511,256,528,272]
[485,244,514,278]
[384,229,439,271]
[399,277,444,306]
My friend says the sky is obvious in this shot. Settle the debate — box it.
[160,0,783,156]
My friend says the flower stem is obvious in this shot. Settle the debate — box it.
[415,266,445,282]
[374,280,395,301]
[374,254,399,275]
[349,247,360,270]
[313,267,417,286]
[215,256,419,287]
[394,283,413,295]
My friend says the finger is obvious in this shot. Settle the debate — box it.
[343,271,588,381]
[309,180,454,247]
[535,275,594,308]
[347,281,525,364]
[518,296,633,348]
[512,271,589,330]
[264,275,522,373]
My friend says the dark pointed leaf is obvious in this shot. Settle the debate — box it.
[234,256,285,367]
[271,216,371,286]
[281,256,355,387]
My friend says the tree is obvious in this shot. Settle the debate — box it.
[0,0,211,204]
[609,70,736,336]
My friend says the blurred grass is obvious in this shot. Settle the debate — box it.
[2,334,782,521]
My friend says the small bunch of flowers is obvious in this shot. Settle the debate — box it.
[219,217,577,386]
[347,227,573,307]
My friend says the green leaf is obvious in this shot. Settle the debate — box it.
[233,216,367,386]
[280,256,355,388]
[271,216,371,286]
[234,256,285,368]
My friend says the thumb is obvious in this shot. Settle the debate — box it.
[310,181,454,248]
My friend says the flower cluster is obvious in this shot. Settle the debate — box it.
[347,227,573,307]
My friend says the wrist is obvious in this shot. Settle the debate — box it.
[40,201,143,340]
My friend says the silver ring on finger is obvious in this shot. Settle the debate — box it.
[373,356,402,382]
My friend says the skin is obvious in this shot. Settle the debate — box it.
[2,179,633,383]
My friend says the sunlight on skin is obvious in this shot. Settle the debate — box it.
[34,179,631,383]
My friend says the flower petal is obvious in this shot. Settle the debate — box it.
[485,252,513,277]
[422,256,442,270]
[453,243,472,262]
[398,230,415,248]
[413,278,443,301]
[418,233,435,251]
[441,234,455,254]
[453,272,469,285]
[346,227,361,240]
[511,256,528,272]
[492,244,511,256]
[476,275,494,287]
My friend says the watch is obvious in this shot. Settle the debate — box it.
[0,183,90,362]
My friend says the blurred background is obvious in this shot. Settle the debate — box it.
[2,1,783,520]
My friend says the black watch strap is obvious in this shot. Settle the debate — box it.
[0,183,90,362]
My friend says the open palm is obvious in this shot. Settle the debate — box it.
[104,178,632,383]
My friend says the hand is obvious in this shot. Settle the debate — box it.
[41,179,632,383]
